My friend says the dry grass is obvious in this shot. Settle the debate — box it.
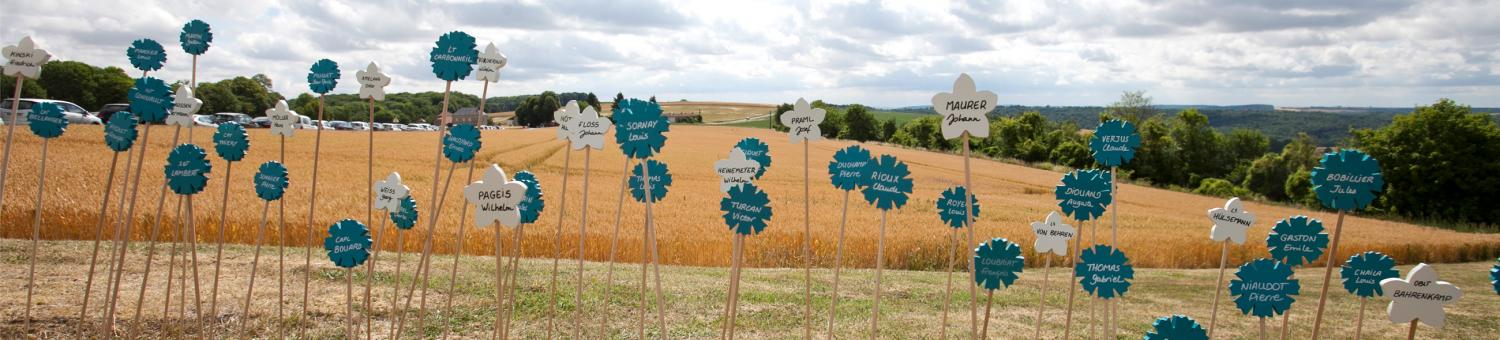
[1,124,1498,272]
[3,239,1498,339]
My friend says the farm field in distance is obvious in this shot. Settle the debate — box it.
[1,124,1497,270]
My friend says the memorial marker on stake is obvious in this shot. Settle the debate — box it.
[301,58,341,332]
[1380,263,1461,340]
[241,161,287,335]
[1230,258,1300,340]
[545,100,581,338]
[719,183,773,340]
[1144,315,1209,340]
[973,238,1024,338]
[356,62,391,338]
[1341,251,1398,340]
[131,144,212,337]
[325,219,373,339]
[937,185,979,337]
[208,122,248,318]
[435,123,483,340]
[932,73,995,338]
[1053,168,1112,339]
[779,97,823,338]
[861,154,913,337]
[501,170,545,339]
[823,145,872,337]
[1266,215,1328,339]
[0,36,51,217]
[81,111,138,323]
[1090,119,1138,337]
[104,74,174,333]
[21,102,66,330]
[1206,197,1255,337]
[567,102,611,338]
[607,97,670,338]
[1029,211,1074,338]
[1309,149,1383,339]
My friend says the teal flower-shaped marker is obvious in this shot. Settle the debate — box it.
[1144,315,1208,340]
[1075,244,1134,299]
[1310,149,1383,211]
[828,145,873,191]
[1055,169,1112,221]
[324,219,372,268]
[391,195,419,230]
[1090,119,1139,167]
[128,76,174,123]
[179,19,212,55]
[27,102,67,138]
[1266,216,1329,267]
[613,98,669,159]
[733,137,771,179]
[862,154,913,211]
[1488,258,1498,296]
[443,124,482,163]
[1341,251,1398,298]
[721,183,772,235]
[629,159,672,203]
[164,144,213,195]
[973,238,1024,290]
[429,31,478,81]
[308,59,340,94]
[937,186,980,228]
[254,161,289,201]
[515,170,546,224]
[126,38,166,72]
[105,111,138,152]
[213,122,249,162]
[1230,258,1301,318]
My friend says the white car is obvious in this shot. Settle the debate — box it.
[1,98,104,125]
[191,114,218,128]
[350,121,370,131]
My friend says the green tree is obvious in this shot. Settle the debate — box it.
[1050,139,1093,168]
[1171,109,1226,186]
[841,104,879,142]
[1352,98,1500,224]
[1284,169,1316,207]
[1193,178,1250,198]
[586,92,601,111]
[1127,116,1181,185]
[771,102,793,132]
[1100,90,1156,123]
[1,74,48,98]
[33,61,131,109]
[881,119,898,142]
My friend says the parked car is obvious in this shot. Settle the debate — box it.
[191,114,218,128]
[251,116,271,128]
[211,112,252,126]
[410,123,435,131]
[1,98,103,125]
[349,121,370,131]
[389,124,408,131]
[318,120,336,130]
[298,115,316,129]
[330,120,352,130]
[95,103,130,122]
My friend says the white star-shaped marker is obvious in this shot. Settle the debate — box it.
[554,100,580,141]
[166,86,203,128]
[1031,211,1076,256]
[356,62,391,101]
[475,43,508,83]
[1207,197,1255,245]
[714,148,761,193]
[2,36,51,79]
[1381,263,1462,328]
[569,105,612,150]
[267,100,299,137]
[373,172,409,211]
[780,97,825,142]
[932,73,997,140]
[464,164,528,228]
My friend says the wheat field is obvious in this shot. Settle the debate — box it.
[1,124,1497,270]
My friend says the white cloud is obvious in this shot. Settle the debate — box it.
[2,0,1497,107]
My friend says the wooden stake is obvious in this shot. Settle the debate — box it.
[98,142,136,333]
[80,151,121,320]
[645,157,667,338]
[1405,319,1417,340]
[241,201,272,336]
[0,76,27,217]
[871,210,888,337]
[549,145,573,339]
[492,221,505,340]
[800,140,813,339]
[940,226,957,339]
[1209,242,1230,338]
[981,289,995,339]
[347,267,355,340]
[394,81,455,338]
[23,138,51,332]
[395,161,459,338]
[185,190,205,329]
[365,214,388,340]
[209,159,234,318]
[826,190,850,338]
[128,126,185,338]
[1310,210,1346,339]
[439,161,478,340]
[1354,297,1368,340]
[1035,255,1051,339]
[725,234,745,340]
[962,134,978,339]
[1063,220,1084,340]
[1260,317,1267,340]
[388,226,406,338]
[600,157,632,337]
[500,225,527,340]
[103,121,156,332]
[303,94,330,336]
[575,148,593,339]
[277,137,288,339]
[1280,307,1292,340]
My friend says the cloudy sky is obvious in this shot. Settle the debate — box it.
[4,0,1498,107]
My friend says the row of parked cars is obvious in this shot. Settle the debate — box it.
[2,98,495,132]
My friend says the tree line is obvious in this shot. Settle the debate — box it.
[777,93,1500,228]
